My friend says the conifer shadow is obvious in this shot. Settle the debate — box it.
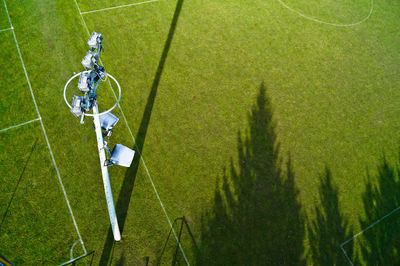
[356,158,400,264]
[307,167,353,265]
[195,83,305,265]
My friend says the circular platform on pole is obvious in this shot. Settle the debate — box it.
[63,71,121,117]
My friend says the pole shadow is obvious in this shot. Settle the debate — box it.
[307,167,353,265]
[195,83,305,265]
[99,0,185,264]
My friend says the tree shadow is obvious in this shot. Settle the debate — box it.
[195,83,305,265]
[355,158,400,264]
[307,167,353,265]
[99,0,185,263]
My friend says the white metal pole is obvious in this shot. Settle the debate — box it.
[93,102,121,241]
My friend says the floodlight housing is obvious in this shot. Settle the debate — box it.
[110,144,135,167]
[88,32,103,50]
[99,112,119,133]
[78,72,90,92]
[81,51,97,70]
[71,95,83,117]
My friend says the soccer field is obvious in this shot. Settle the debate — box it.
[0,0,400,264]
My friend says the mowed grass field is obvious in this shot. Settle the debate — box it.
[0,0,400,264]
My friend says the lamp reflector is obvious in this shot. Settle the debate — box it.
[78,72,90,92]
[88,32,103,50]
[99,112,119,132]
[110,144,135,167]
[71,95,83,117]
[81,51,96,70]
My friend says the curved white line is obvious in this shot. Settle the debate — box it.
[276,0,374,27]
[63,71,121,117]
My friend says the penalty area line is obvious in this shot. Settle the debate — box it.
[0,27,12,33]
[80,0,160,15]
[0,117,41,133]
[3,0,87,255]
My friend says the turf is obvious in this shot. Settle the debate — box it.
[0,124,79,264]
[0,0,400,264]
[0,4,8,29]
[0,31,37,128]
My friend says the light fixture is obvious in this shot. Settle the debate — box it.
[81,51,97,70]
[109,144,135,167]
[88,32,103,50]
[99,112,119,137]
[77,72,90,92]
[70,95,83,117]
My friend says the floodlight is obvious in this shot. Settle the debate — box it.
[99,112,119,136]
[109,144,135,167]
[71,95,83,117]
[81,51,97,70]
[88,32,103,50]
[78,72,90,92]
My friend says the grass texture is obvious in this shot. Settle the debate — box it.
[0,0,400,264]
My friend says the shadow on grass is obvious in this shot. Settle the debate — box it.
[195,83,305,265]
[156,216,197,265]
[99,0,184,264]
[114,251,125,266]
[354,158,400,264]
[307,167,353,265]
[0,138,38,232]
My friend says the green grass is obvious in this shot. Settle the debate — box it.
[77,0,155,12]
[0,32,37,128]
[0,0,400,264]
[282,0,372,24]
[0,4,9,29]
[0,124,79,264]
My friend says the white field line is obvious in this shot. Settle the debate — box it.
[73,1,190,264]
[3,0,87,254]
[276,0,374,27]
[0,118,40,133]
[80,0,160,15]
[340,244,353,266]
[340,204,400,265]
[0,27,12,32]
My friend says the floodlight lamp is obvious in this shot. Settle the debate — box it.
[109,144,135,167]
[81,51,97,70]
[71,95,83,117]
[78,72,90,92]
[88,32,103,50]
[99,112,119,134]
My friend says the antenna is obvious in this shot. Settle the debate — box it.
[63,32,135,241]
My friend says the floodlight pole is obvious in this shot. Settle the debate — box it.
[93,102,121,241]
[64,32,133,243]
